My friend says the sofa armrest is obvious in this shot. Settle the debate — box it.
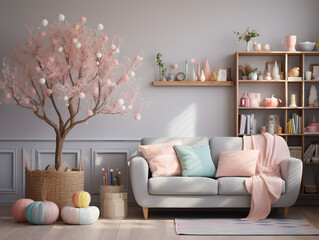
[129,156,150,206]
[279,157,303,206]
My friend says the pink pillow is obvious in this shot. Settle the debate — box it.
[139,140,182,177]
[215,150,259,178]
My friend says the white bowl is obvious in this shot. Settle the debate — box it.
[298,42,315,51]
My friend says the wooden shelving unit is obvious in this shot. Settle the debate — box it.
[152,81,234,86]
[234,51,319,197]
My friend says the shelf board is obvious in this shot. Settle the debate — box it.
[238,80,286,83]
[238,133,303,136]
[304,162,319,165]
[304,107,319,110]
[304,80,319,83]
[237,51,319,56]
[239,107,291,110]
[299,193,319,197]
[152,81,234,86]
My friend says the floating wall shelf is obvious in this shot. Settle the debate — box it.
[152,81,234,86]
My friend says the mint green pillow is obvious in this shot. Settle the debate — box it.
[173,145,216,177]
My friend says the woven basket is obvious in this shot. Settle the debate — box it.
[25,169,84,210]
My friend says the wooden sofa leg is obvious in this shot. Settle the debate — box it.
[283,207,289,219]
[142,207,149,220]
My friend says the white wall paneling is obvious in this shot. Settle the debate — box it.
[0,139,140,206]
[0,148,17,194]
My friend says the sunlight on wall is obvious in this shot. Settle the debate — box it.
[166,103,197,137]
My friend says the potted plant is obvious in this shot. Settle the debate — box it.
[0,14,146,209]
[156,53,167,81]
[233,27,260,51]
[239,64,257,80]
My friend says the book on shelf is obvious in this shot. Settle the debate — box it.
[287,113,302,134]
[304,144,318,162]
[238,114,255,134]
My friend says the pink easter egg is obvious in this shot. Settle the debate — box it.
[46,89,53,95]
[87,108,93,116]
[52,39,59,45]
[135,56,141,62]
[40,31,46,37]
[80,17,87,23]
[4,92,11,99]
[123,74,130,82]
[105,79,112,86]
[172,64,178,69]
[26,41,32,46]
[113,59,118,66]
[190,58,195,63]
[134,113,141,121]
[102,35,108,42]
[35,66,41,73]
[30,89,36,95]
[23,98,30,104]
[79,92,85,99]
[93,87,99,95]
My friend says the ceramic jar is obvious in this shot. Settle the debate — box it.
[240,93,250,107]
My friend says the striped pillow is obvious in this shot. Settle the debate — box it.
[139,140,182,177]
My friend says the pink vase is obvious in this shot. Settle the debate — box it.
[281,35,297,51]
[203,58,211,81]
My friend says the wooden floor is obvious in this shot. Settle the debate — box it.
[1,206,319,240]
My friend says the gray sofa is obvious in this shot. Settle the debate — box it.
[129,137,303,219]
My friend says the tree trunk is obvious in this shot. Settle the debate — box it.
[55,135,66,170]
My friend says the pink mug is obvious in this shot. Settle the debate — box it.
[281,35,297,51]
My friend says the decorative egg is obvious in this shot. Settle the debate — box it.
[113,59,118,66]
[87,109,93,116]
[121,105,126,111]
[35,66,41,73]
[105,79,111,86]
[39,78,46,85]
[58,46,64,52]
[72,191,91,208]
[96,52,102,58]
[79,92,85,99]
[72,38,78,43]
[26,41,32,46]
[46,89,53,95]
[64,96,69,101]
[12,198,34,223]
[25,201,59,225]
[73,24,80,30]
[23,98,30,104]
[96,61,100,66]
[97,23,104,31]
[61,206,99,225]
[172,64,178,69]
[135,56,141,62]
[118,98,125,105]
[58,14,65,22]
[48,57,54,63]
[30,89,36,95]
[52,39,59,45]
[75,43,82,49]
[80,17,86,23]
[130,71,135,77]
[111,44,116,50]
[127,105,133,110]
[4,92,11,99]
[42,19,48,26]
[135,113,141,120]
[122,74,130,82]
[93,87,99,95]
[40,31,46,37]
[102,35,108,42]
[115,48,120,54]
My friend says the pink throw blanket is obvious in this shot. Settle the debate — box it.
[243,133,290,221]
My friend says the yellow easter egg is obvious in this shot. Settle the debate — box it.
[73,24,80,30]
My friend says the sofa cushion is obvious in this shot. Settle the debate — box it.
[217,177,286,195]
[148,177,218,195]
[174,145,216,177]
[215,150,259,177]
[210,137,243,167]
[139,140,182,177]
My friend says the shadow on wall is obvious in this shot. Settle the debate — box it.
[166,103,197,137]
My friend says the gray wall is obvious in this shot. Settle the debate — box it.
[0,0,319,205]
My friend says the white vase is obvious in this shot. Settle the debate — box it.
[246,41,250,51]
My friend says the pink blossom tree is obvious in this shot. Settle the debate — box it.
[0,15,145,170]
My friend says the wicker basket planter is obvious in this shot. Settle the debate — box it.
[25,169,84,210]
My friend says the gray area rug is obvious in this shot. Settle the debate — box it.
[175,218,319,235]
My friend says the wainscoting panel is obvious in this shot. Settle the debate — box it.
[0,139,140,206]
[0,148,16,193]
